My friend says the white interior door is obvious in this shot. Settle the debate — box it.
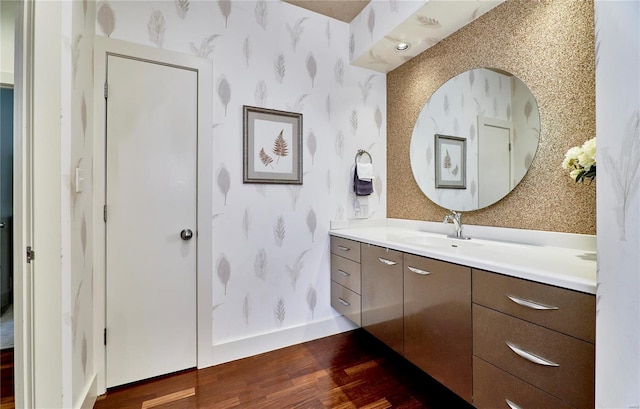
[105,55,198,388]
[478,117,512,208]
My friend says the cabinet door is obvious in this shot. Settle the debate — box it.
[361,244,404,355]
[403,253,472,403]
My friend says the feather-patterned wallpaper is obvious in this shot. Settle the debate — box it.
[61,0,96,404]
[97,0,386,346]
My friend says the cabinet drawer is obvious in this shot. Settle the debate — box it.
[473,305,594,409]
[330,236,361,263]
[473,269,595,343]
[473,357,574,409]
[330,254,361,294]
[331,281,361,326]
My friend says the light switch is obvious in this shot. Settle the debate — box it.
[75,167,83,193]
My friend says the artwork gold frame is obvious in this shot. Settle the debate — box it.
[243,105,303,184]
[435,134,466,189]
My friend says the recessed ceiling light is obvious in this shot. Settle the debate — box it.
[395,42,410,52]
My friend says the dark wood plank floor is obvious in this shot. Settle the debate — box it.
[95,329,474,409]
[0,348,14,409]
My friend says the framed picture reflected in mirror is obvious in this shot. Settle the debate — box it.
[435,134,466,189]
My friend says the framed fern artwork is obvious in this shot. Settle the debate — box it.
[243,105,303,184]
[435,134,466,189]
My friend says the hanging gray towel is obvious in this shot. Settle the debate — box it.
[354,163,373,196]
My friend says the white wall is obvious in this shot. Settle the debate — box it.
[94,0,386,363]
[594,1,640,407]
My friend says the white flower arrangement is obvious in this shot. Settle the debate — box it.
[562,137,596,183]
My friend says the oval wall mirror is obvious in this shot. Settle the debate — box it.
[410,67,541,211]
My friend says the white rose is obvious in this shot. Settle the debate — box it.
[562,146,583,170]
[570,168,583,181]
[579,137,596,169]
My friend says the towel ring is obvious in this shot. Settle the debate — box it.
[355,149,372,164]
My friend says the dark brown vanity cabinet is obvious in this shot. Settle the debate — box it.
[361,243,404,356]
[329,235,596,409]
[403,253,472,403]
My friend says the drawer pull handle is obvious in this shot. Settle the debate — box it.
[505,399,523,409]
[337,245,350,251]
[408,266,431,275]
[338,297,350,307]
[507,295,559,310]
[378,257,397,266]
[505,342,559,367]
[338,269,351,277]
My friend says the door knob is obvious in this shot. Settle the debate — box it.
[180,229,193,241]
[0,222,5,228]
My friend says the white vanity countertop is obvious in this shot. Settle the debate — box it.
[329,219,597,294]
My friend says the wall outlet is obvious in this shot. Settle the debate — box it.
[355,204,369,219]
[352,198,369,219]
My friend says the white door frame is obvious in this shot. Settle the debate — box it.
[12,0,35,407]
[93,36,213,395]
[14,1,66,407]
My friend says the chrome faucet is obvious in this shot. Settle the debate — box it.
[443,210,468,240]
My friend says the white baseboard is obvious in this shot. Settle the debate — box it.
[209,316,357,366]
[76,373,97,409]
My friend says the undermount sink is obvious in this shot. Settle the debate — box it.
[399,235,483,249]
